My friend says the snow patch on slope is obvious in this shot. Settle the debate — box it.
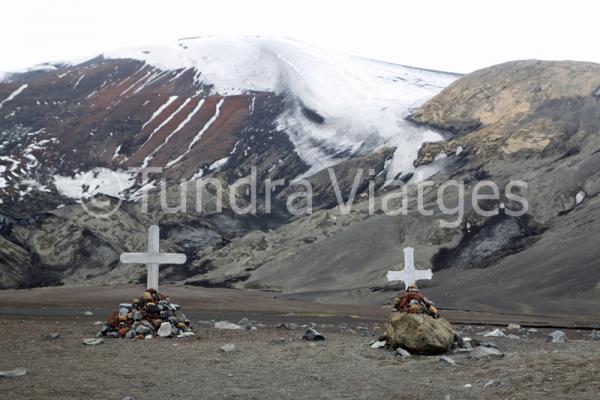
[0,84,28,110]
[166,98,225,168]
[208,156,229,171]
[143,95,179,129]
[54,168,137,199]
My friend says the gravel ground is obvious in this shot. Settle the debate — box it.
[1,314,599,400]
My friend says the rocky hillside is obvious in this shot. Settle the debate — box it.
[1,43,599,316]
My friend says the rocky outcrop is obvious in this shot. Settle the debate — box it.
[412,60,600,164]
[385,313,454,355]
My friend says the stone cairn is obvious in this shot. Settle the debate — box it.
[98,289,194,339]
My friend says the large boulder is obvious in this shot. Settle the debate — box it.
[385,313,454,355]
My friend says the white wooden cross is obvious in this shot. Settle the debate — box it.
[120,225,187,291]
[386,247,432,289]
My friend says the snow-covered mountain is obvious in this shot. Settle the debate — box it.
[104,37,457,178]
[0,36,457,204]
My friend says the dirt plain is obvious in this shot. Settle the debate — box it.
[0,285,599,400]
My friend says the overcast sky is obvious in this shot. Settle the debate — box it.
[2,0,598,74]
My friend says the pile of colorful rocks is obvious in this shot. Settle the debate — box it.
[97,288,194,339]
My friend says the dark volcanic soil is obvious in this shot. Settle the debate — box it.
[0,285,599,399]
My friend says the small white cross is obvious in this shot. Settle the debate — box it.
[120,225,187,291]
[386,247,432,289]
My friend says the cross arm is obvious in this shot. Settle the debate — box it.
[414,269,433,281]
[120,252,187,265]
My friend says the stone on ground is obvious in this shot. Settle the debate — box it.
[469,346,503,359]
[439,355,458,366]
[220,344,237,353]
[302,327,325,341]
[546,330,568,343]
[483,328,505,338]
[370,340,386,349]
[484,380,501,388]
[82,338,104,346]
[395,348,411,358]
[237,318,255,330]
[45,333,61,340]
[385,313,454,355]
[214,321,243,330]
[0,367,27,378]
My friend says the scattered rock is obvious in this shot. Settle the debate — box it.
[483,329,505,338]
[527,328,538,333]
[220,344,237,353]
[395,348,411,358]
[93,321,104,326]
[83,311,94,316]
[469,346,503,359]
[480,342,498,349]
[356,327,371,337]
[158,322,173,338]
[276,323,290,330]
[270,337,287,345]
[385,313,454,355]
[371,325,382,337]
[45,332,61,340]
[0,367,27,378]
[590,330,600,341]
[302,328,325,341]
[214,321,243,330]
[484,380,501,388]
[507,324,521,330]
[82,338,104,346]
[464,384,472,388]
[342,327,357,335]
[237,318,255,330]
[546,330,568,343]
[452,332,472,351]
[507,334,520,340]
[439,356,458,366]
[370,340,387,349]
